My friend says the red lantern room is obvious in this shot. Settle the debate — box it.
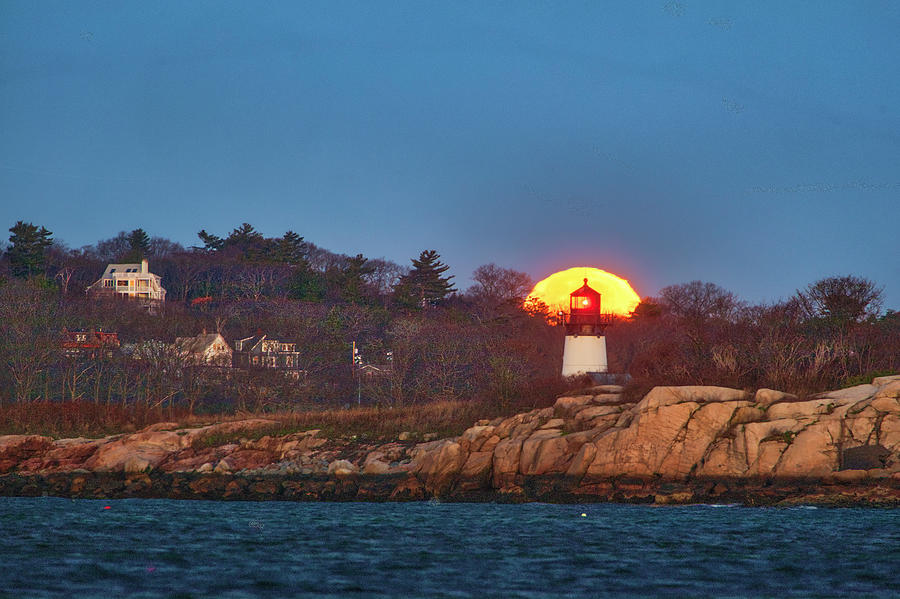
[565,279,611,336]
[570,278,602,314]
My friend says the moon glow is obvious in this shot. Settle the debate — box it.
[528,267,641,316]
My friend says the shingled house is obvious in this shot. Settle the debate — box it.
[174,332,233,367]
[233,335,301,372]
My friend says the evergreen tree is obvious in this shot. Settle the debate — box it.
[329,254,376,304]
[122,228,151,262]
[6,221,53,278]
[288,267,326,302]
[225,223,264,255]
[197,229,224,252]
[270,231,307,265]
[392,249,455,308]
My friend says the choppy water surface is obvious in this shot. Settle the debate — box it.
[1,498,897,598]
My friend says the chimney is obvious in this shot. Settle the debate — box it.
[141,259,149,274]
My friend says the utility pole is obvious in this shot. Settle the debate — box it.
[352,341,361,406]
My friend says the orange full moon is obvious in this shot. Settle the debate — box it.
[528,267,641,316]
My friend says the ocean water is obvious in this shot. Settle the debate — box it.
[1,498,897,598]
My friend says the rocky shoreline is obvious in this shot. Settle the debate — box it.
[2,377,899,506]
[3,471,899,507]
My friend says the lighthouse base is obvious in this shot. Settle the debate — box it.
[561,335,608,377]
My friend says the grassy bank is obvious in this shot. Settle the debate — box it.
[0,394,561,441]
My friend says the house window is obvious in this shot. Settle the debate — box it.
[104,280,113,288]
[117,280,129,287]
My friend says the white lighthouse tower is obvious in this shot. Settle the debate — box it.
[561,278,612,377]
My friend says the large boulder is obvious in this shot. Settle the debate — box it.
[635,386,749,411]
[815,384,877,403]
[457,451,493,490]
[362,452,391,474]
[767,398,848,420]
[18,438,103,473]
[774,419,842,477]
[519,430,571,475]
[458,425,495,453]
[413,440,465,494]
[0,435,54,473]
[327,459,358,476]
[492,438,523,488]
[754,388,797,408]
[553,396,594,419]
[872,375,900,387]
[84,430,191,472]
[588,401,699,478]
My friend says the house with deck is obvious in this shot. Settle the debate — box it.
[86,258,166,304]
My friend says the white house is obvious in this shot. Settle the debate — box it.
[174,332,233,367]
[87,258,166,303]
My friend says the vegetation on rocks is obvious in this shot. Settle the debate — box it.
[0,221,896,439]
[2,379,898,506]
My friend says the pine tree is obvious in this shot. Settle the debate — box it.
[197,229,224,252]
[288,268,326,301]
[393,250,456,308]
[270,231,307,265]
[334,254,376,304]
[122,228,151,262]
[6,221,53,278]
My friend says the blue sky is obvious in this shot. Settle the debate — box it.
[1,1,898,307]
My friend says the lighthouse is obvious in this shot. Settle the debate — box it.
[561,278,612,377]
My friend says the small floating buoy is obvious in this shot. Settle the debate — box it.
[104,506,111,510]
[581,513,587,517]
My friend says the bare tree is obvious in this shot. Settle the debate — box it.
[659,280,742,321]
[0,280,59,401]
[233,264,288,301]
[468,264,534,303]
[796,275,883,324]
[54,266,76,296]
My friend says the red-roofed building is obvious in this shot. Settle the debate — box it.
[61,329,121,359]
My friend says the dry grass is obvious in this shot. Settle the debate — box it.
[187,401,497,447]
[0,391,561,441]
[0,401,193,439]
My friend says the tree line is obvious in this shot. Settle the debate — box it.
[0,220,896,412]
[610,279,898,397]
[0,221,560,410]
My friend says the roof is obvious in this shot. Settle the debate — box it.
[175,333,230,355]
[101,263,144,276]
[97,261,161,279]
[570,278,602,299]
[235,335,265,352]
